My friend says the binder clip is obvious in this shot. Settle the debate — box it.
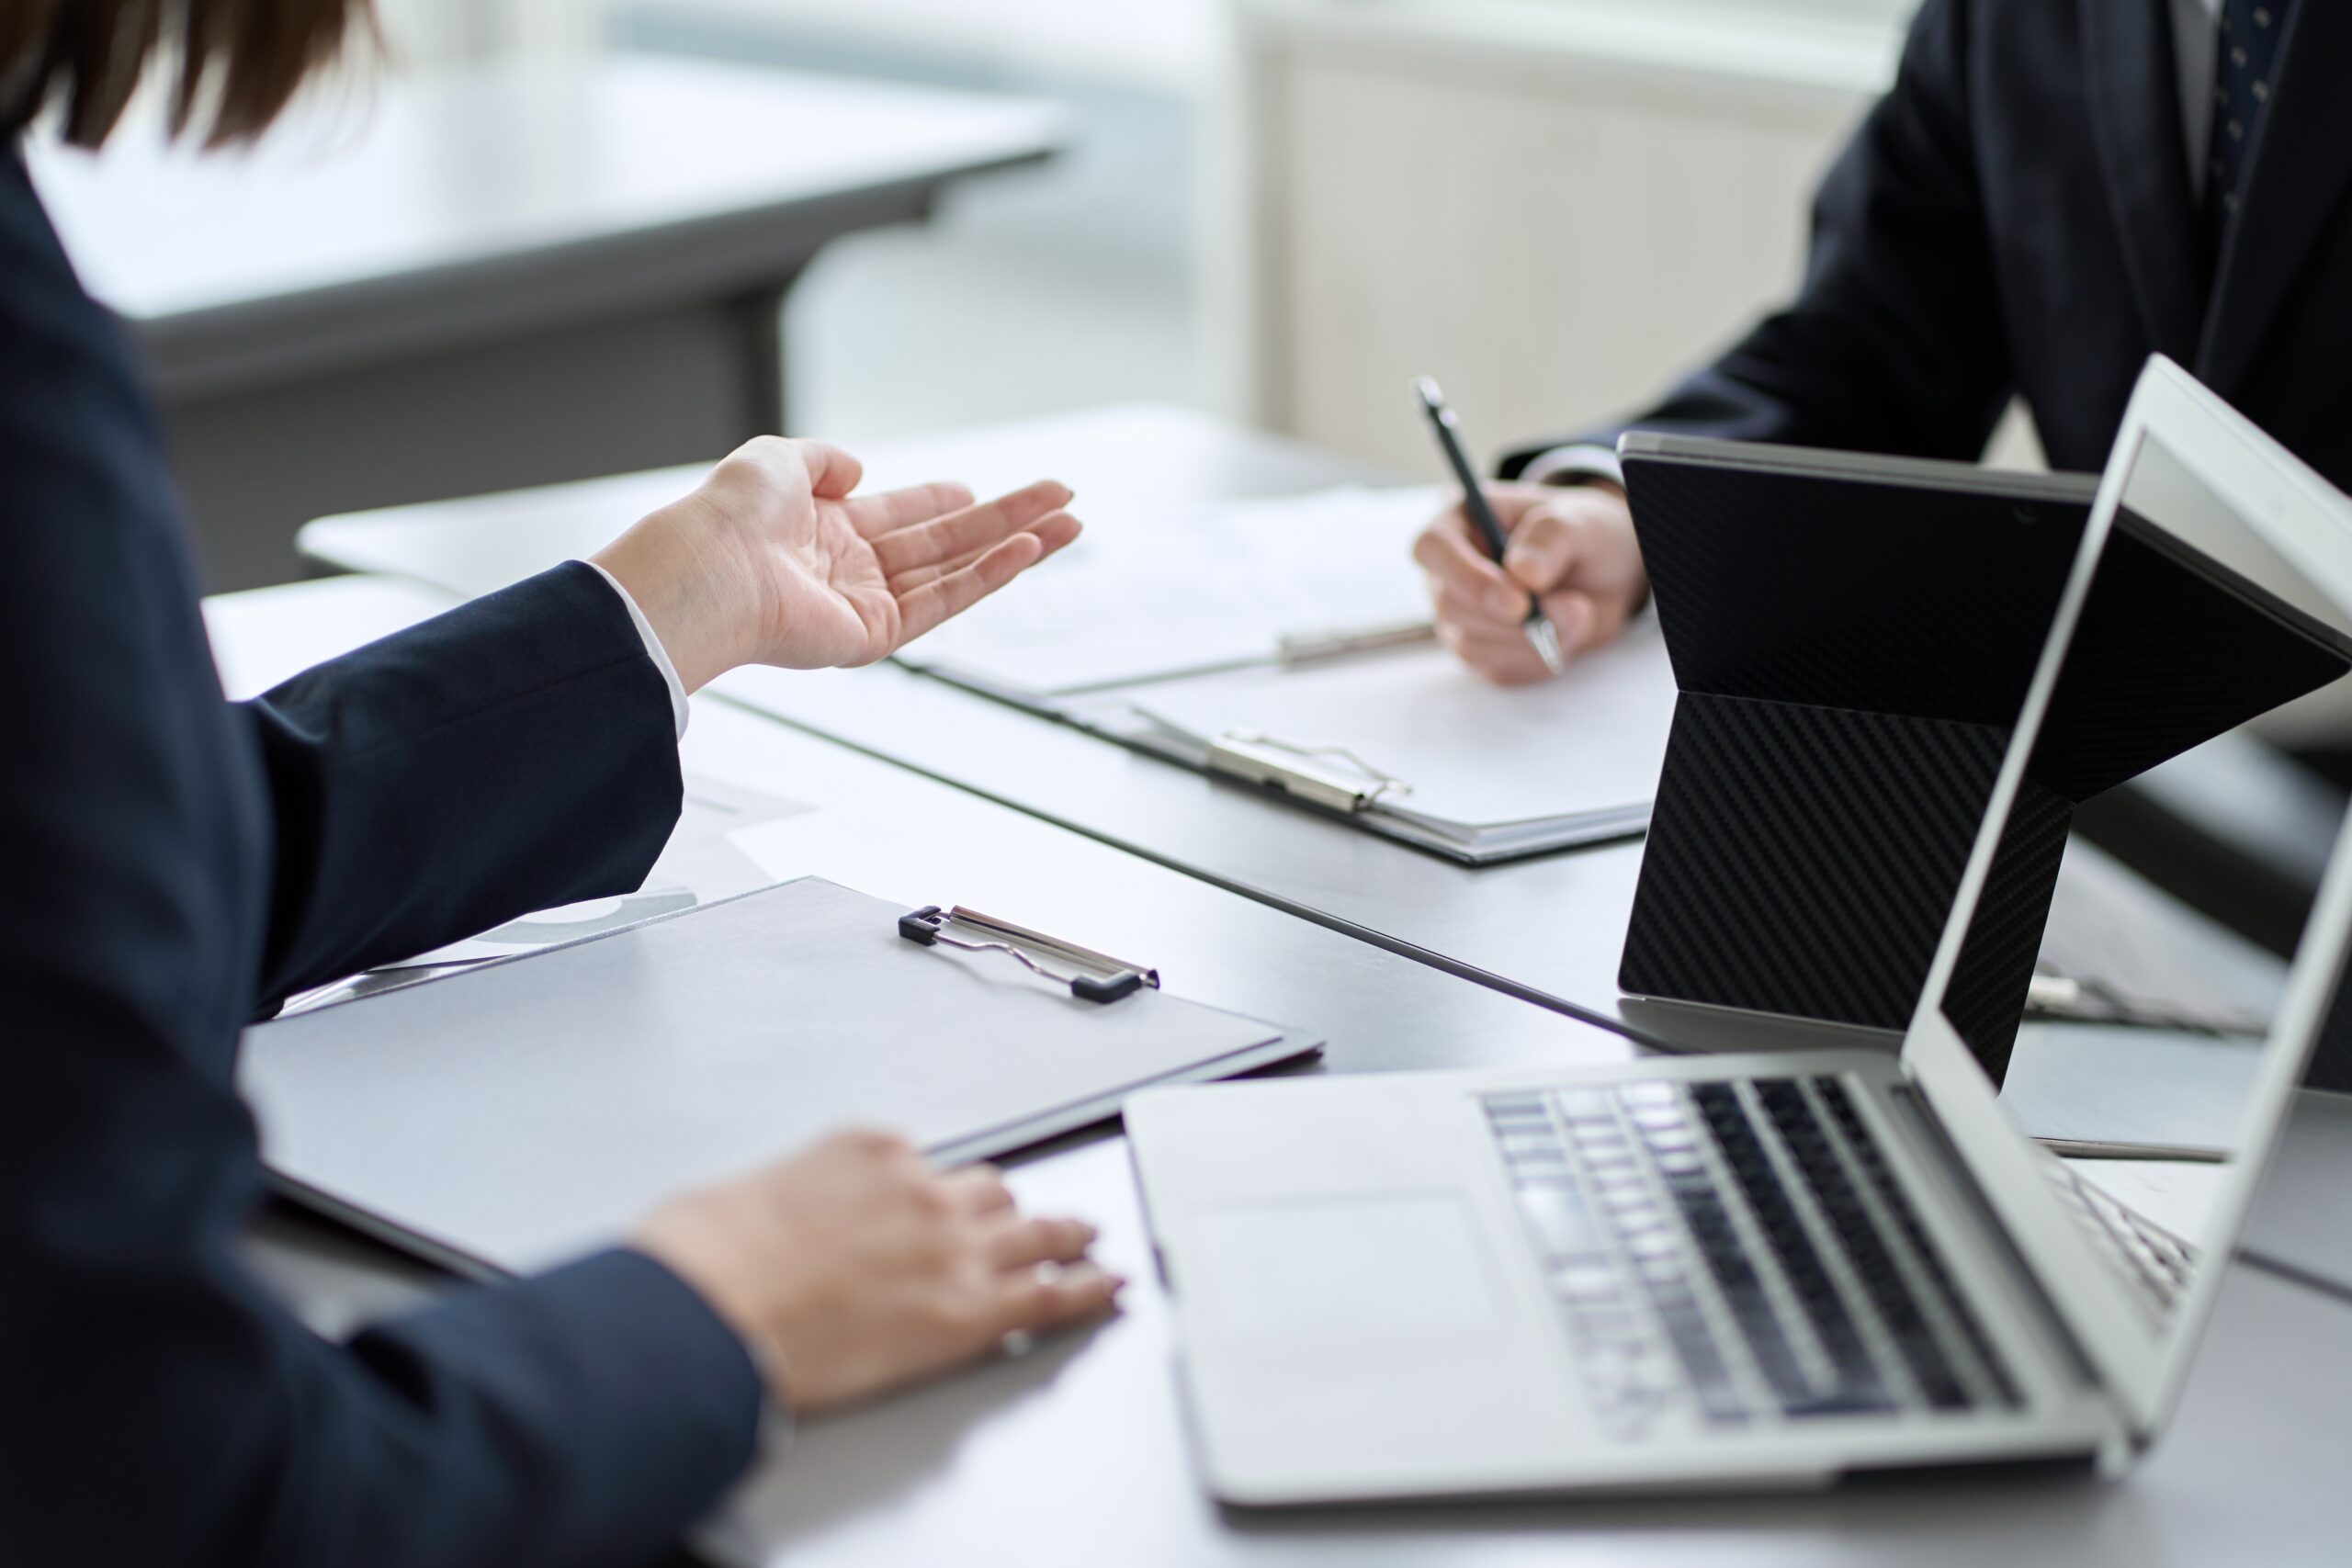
[899,906,1159,1004]
[1203,733,1410,815]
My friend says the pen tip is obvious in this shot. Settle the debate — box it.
[1414,376,1442,405]
[1526,615,1568,677]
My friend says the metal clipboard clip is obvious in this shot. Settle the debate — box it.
[1202,732,1412,816]
[899,906,1160,1004]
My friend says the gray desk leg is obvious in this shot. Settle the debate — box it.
[167,275,807,594]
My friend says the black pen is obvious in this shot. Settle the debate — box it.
[1413,377,1567,675]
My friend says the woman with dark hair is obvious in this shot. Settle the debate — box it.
[1,5,1119,1562]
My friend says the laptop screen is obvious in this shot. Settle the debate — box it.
[1928,416,2352,1343]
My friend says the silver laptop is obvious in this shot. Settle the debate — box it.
[1125,356,2352,1505]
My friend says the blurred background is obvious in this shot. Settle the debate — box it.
[371,0,1917,472]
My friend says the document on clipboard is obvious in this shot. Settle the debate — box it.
[1067,616,1679,863]
[240,877,1318,1279]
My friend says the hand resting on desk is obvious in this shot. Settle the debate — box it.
[594,434,1084,692]
[1414,480,1648,684]
[638,1130,1123,1413]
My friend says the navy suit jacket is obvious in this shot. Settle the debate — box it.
[0,152,763,1562]
[1505,0,2352,491]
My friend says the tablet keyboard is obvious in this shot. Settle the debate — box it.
[1484,1076,2019,1439]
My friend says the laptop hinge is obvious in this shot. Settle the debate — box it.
[1884,1079,2108,1399]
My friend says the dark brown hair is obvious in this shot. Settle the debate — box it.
[1,0,377,150]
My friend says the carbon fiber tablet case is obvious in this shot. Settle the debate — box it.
[1619,441,2346,1072]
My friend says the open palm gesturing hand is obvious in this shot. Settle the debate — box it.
[594,436,1081,691]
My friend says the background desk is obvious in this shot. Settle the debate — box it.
[209,572,2352,1568]
[31,54,1063,592]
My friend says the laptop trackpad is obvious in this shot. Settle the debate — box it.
[1193,1194,1498,1342]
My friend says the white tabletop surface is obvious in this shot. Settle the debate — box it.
[28,52,1067,327]
[207,572,2352,1568]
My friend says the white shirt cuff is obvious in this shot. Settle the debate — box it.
[581,559,689,740]
[1519,443,1626,491]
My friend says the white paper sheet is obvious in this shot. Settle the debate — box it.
[280,776,811,1012]
[375,775,809,969]
[896,485,1444,694]
[1121,616,1680,832]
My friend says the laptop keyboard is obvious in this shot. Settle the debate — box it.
[1484,1076,2020,1440]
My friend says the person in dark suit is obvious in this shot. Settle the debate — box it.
[1417,0,2352,682]
[0,6,1120,1563]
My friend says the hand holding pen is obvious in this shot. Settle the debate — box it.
[1414,378,1568,677]
[1409,379,1653,684]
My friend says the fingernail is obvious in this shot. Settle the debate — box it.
[1554,598,1593,645]
[1507,536,1564,581]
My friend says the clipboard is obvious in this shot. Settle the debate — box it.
[1048,623,1675,863]
[239,877,1320,1280]
[1069,695,1653,863]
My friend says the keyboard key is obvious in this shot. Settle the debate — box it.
[1551,1261,1621,1303]
[1554,1089,1616,1119]
[1514,1179,1604,1262]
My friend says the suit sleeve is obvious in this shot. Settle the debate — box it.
[1501,0,2014,476]
[1,992,764,1568]
[0,151,764,1565]
[237,560,687,1012]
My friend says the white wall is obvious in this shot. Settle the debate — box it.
[1222,0,1910,477]
[631,0,1221,92]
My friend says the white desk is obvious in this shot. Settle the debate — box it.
[33,53,1063,591]
[209,573,2352,1568]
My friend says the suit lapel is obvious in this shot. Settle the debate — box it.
[2082,0,2206,362]
[2198,0,2352,395]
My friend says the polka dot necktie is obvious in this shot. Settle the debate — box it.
[2203,0,2294,271]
